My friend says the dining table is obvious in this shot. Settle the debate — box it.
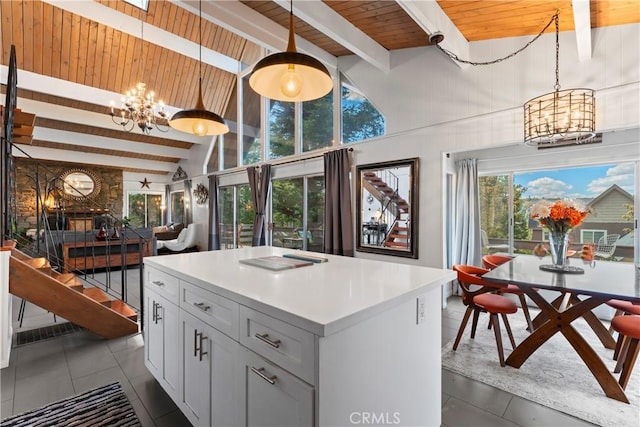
[483,255,640,403]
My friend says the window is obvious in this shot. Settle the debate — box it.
[302,91,333,152]
[124,0,149,11]
[268,100,295,160]
[271,176,324,252]
[127,192,163,228]
[478,162,636,262]
[170,191,184,225]
[341,83,385,143]
[242,75,261,166]
[219,184,254,249]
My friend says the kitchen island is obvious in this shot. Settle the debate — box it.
[143,246,454,427]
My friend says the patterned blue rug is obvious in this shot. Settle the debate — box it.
[1,382,140,426]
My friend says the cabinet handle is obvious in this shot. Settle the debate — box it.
[155,304,162,323]
[251,367,277,385]
[193,302,211,312]
[151,302,157,322]
[151,280,165,287]
[255,333,281,348]
[194,329,208,361]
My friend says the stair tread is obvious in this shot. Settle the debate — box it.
[24,258,51,269]
[110,300,138,321]
[83,287,111,306]
[385,242,409,248]
[56,274,84,291]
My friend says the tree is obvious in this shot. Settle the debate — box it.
[342,86,385,143]
[302,92,333,151]
[269,101,295,158]
[479,176,530,240]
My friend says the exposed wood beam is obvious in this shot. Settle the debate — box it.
[41,0,240,74]
[27,140,180,164]
[272,0,390,73]
[572,0,592,61]
[173,0,338,70]
[395,0,470,70]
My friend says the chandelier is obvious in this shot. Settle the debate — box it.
[523,14,595,145]
[110,82,169,134]
[109,14,169,134]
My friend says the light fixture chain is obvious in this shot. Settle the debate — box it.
[554,13,560,91]
[437,10,560,66]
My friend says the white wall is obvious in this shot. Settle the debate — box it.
[339,24,640,269]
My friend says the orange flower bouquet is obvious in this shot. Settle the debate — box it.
[530,199,589,234]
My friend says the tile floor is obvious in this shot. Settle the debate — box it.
[1,292,597,426]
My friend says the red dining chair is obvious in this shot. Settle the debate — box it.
[482,254,535,332]
[452,264,518,367]
[610,314,640,390]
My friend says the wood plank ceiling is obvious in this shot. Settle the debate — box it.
[1,0,638,175]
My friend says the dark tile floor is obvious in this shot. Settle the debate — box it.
[1,292,598,426]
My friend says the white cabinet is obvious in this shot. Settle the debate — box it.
[239,347,314,427]
[144,287,180,400]
[180,310,240,427]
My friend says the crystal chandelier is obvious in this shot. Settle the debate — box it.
[523,14,595,145]
[109,82,169,134]
[109,15,169,134]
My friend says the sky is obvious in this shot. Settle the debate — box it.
[514,162,635,200]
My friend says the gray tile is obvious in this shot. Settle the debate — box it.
[107,332,144,355]
[442,397,520,427]
[72,365,136,400]
[442,369,512,418]
[442,326,459,347]
[442,392,451,407]
[65,342,119,379]
[130,371,178,419]
[155,408,193,427]
[12,368,74,414]
[1,398,12,419]
[13,339,65,367]
[1,366,16,402]
[115,346,150,379]
[130,398,157,427]
[60,329,106,350]
[503,396,599,427]
[14,352,68,380]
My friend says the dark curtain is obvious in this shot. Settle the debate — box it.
[184,179,193,224]
[247,164,271,246]
[208,175,220,251]
[323,149,354,257]
[164,184,170,224]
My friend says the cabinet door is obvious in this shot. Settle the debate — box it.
[144,289,180,399]
[182,311,212,427]
[144,289,163,378]
[240,348,314,427]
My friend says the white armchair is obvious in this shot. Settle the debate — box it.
[157,223,198,253]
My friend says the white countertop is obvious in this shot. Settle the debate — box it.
[144,247,455,336]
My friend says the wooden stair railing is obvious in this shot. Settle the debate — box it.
[6,244,138,339]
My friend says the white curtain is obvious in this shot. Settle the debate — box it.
[453,158,481,267]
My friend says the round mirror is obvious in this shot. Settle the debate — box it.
[58,169,101,200]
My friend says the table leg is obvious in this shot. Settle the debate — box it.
[506,289,629,403]
[568,295,616,350]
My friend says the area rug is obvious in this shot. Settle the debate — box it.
[1,382,140,426]
[442,312,640,427]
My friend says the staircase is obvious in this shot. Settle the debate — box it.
[384,220,410,249]
[6,242,138,339]
[362,172,410,218]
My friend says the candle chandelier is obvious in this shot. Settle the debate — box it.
[431,11,595,146]
[523,14,595,145]
[109,16,169,134]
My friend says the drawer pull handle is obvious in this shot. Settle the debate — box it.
[151,280,165,287]
[255,333,281,348]
[193,302,211,312]
[152,302,157,322]
[155,303,162,323]
[251,367,277,385]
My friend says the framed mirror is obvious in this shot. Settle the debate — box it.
[57,169,101,200]
[356,158,419,258]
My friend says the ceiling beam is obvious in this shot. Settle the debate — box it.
[173,0,338,70]
[41,0,240,74]
[272,0,390,73]
[572,0,592,61]
[395,0,470,70]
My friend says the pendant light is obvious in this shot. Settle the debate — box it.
[169,0,229,136]
[249,0,332,102]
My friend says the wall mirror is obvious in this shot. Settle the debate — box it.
[57,169,101,200]
[356,158,419,258]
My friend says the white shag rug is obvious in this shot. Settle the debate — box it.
[442,312,640,427]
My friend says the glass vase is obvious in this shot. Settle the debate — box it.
[548,230,569,269]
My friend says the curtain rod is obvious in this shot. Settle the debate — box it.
[209,146,353,178]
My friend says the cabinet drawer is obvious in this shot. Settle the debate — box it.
[181,281,239,339]
[146,266,179,304]
[239,306,316,385]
